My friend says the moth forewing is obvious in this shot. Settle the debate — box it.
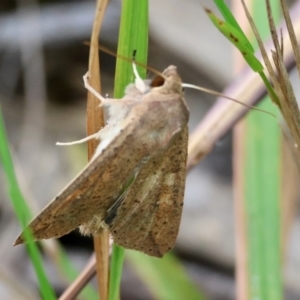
[15,122,148,243]
[109,126,188,257]
[15,65,189,258]
[15,77,150,245]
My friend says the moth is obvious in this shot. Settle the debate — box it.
[15,65,189,257]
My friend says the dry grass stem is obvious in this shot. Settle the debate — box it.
[188,1,300,169]
[242,0,300,157]
[59,255,96,300]
[86,0,109,299]
[280,0,300,78]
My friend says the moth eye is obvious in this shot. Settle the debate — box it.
[150,75,165,87]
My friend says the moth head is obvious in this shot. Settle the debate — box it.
[151,65,183,94]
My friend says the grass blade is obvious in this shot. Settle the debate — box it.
[214,0,254,52]
[244,101,282,299]
[233,0,283,298]
[127,251,206,300]
[0,104,56,300]
[205,7,263,72]
[108,1,148,299]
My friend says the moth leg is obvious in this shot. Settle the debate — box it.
[83,72,131,106]
[83,72,108,105]
[56,131,100,146]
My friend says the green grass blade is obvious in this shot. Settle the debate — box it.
[109,1,148,299]
[127,251,206,300]
[113,0,148,98]
[109,245,126,300]
[0,104,56,300]
[245,101,282,299]
[243,1,283,299]
[214,0,254,52]
[210,1,280,105]
[205,8,263,72]
[210,0,284,298]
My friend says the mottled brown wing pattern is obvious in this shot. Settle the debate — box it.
[15,95,172,243]
[109,126,188,257]
[15,65,189,258]
[15,95,187,245]
[15,120,146,244]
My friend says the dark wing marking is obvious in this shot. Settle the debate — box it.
[110,126,188,257]
[104,168,140,226]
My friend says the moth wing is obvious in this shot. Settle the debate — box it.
[109,126,188,257]
[15,93,188,245]
[14,116,151,245]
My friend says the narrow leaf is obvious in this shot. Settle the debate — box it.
[109,1,149,300]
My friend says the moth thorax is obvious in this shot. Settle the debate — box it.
[125,80,151,97]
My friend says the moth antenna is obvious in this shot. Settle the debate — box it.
[56,132,100,146]
[83,42,166,79]
[83,72,106,105]
[182,83,275,117]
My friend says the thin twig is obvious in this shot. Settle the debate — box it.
[59,255,96,300]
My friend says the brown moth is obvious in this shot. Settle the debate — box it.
[15,65,189,257]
